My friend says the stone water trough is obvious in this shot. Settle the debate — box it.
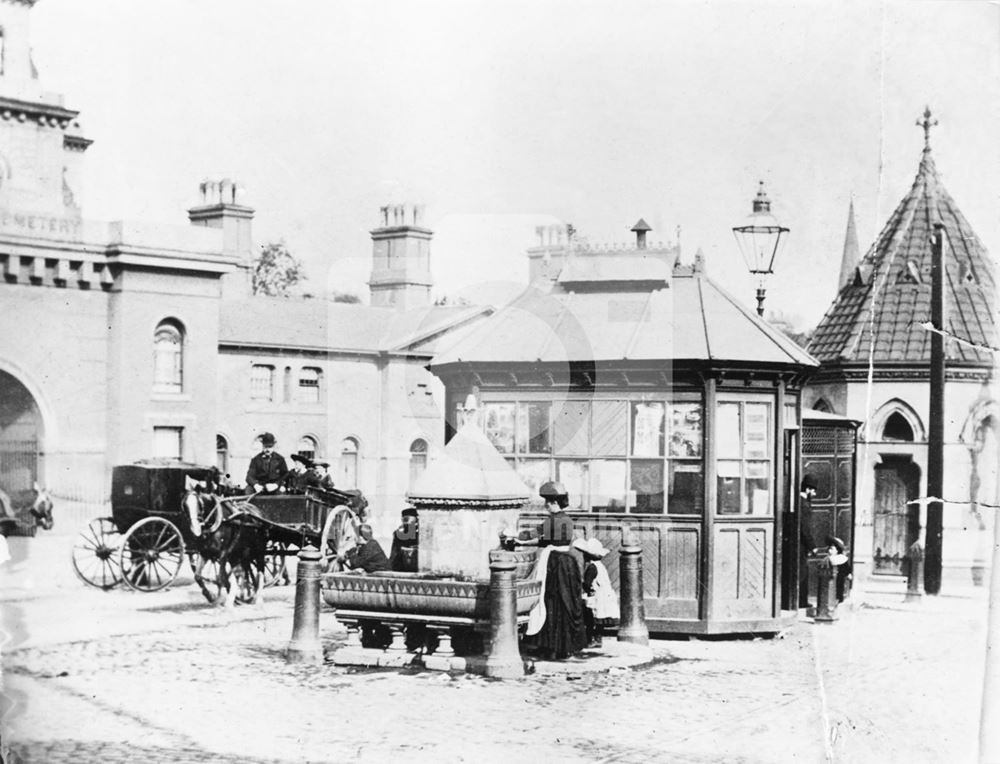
[322,424,541,675]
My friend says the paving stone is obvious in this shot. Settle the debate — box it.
[0,534,991,763]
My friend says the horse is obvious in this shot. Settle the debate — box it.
[212,500,270,607]
[0,483,54,536]
[183,490,269,607]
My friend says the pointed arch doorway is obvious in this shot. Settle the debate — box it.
[872,455,921,575]
[0,370,44,492]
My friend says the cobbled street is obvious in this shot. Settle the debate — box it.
[1,530,990,763]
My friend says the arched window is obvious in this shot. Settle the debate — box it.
[338,437,359,489]
[216,434,229,474]
[883,412,914,442]
[409,438,428,487]
[812,398,832,413]
[298,367,322,403]
[297,435,318,461]
[153,320,183,393]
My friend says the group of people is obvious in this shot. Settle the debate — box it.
[509,481,620,660]
[335,506,420,575]
[245,432,336,495]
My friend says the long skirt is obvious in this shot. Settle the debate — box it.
[532,551,587,659]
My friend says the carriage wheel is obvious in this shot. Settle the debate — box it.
[189,551,224,604]
[319,506,357,572]
[71,518,123,590]
[118,517,185,592]
[231,558,264,604]
[263,540,288,588]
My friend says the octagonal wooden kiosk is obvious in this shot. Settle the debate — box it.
[429,249,819,635]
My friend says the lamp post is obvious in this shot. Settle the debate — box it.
[732,181,789,317]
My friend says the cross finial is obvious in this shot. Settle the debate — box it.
[916,106,938,151]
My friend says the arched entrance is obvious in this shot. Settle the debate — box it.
[0,370,44,492]
[872,455,920,575]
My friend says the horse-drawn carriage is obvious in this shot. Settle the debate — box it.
[71,461,364,603]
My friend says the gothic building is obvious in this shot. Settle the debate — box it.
[805,114,998,586]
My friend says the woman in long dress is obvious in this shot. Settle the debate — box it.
[522,481,587,660]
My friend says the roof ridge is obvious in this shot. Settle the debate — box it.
[700,274,816,363]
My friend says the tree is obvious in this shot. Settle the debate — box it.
[766,310,813,349]
[252,241,305,296]
[329,291,361,304]
[434,294,471,307]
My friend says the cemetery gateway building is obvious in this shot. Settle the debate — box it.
[0,0,489,527]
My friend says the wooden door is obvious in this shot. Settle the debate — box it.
[872,458,920,575]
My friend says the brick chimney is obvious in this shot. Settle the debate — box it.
[188,179,254,297]
[368,204,433,309]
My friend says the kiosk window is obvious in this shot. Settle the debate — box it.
[716,400,773,515]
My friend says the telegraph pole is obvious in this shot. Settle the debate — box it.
[915,106,945,595]
[924,221,945,594]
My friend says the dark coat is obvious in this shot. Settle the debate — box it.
[246,451,289,490]
[389,525,419,572]
[799,493,815,552]
[345,539,390,573]
[538,511,575,547]
[284,469,311,493]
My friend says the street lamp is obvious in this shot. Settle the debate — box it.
[732,181,789,317]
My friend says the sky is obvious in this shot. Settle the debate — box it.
[28,0,1000,330]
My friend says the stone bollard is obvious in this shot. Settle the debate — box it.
[484,555,523,679]
[286,545,323,664]
[813,557,837,623]
[618,545,649,645]
[905,541,924,602]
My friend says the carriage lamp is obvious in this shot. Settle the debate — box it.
[732,181,789,317]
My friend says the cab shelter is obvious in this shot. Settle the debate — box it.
[429,245,819,635]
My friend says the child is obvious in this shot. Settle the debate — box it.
[574,538,620,648]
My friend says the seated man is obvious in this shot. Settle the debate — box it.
[389,507,419,572]
[340,524,390,573]
[246,432,288,495]
[310,461,336,491]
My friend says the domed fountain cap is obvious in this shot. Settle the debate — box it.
[407,424,531,509]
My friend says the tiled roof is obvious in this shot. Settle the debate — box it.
[430,256,817,368]
[808,148,997,366]
[219,297,488,355]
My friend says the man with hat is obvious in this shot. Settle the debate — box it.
[798,475,819,608]
[389,507,419,572]
[246,433,289,495]
[307,460,336,492]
